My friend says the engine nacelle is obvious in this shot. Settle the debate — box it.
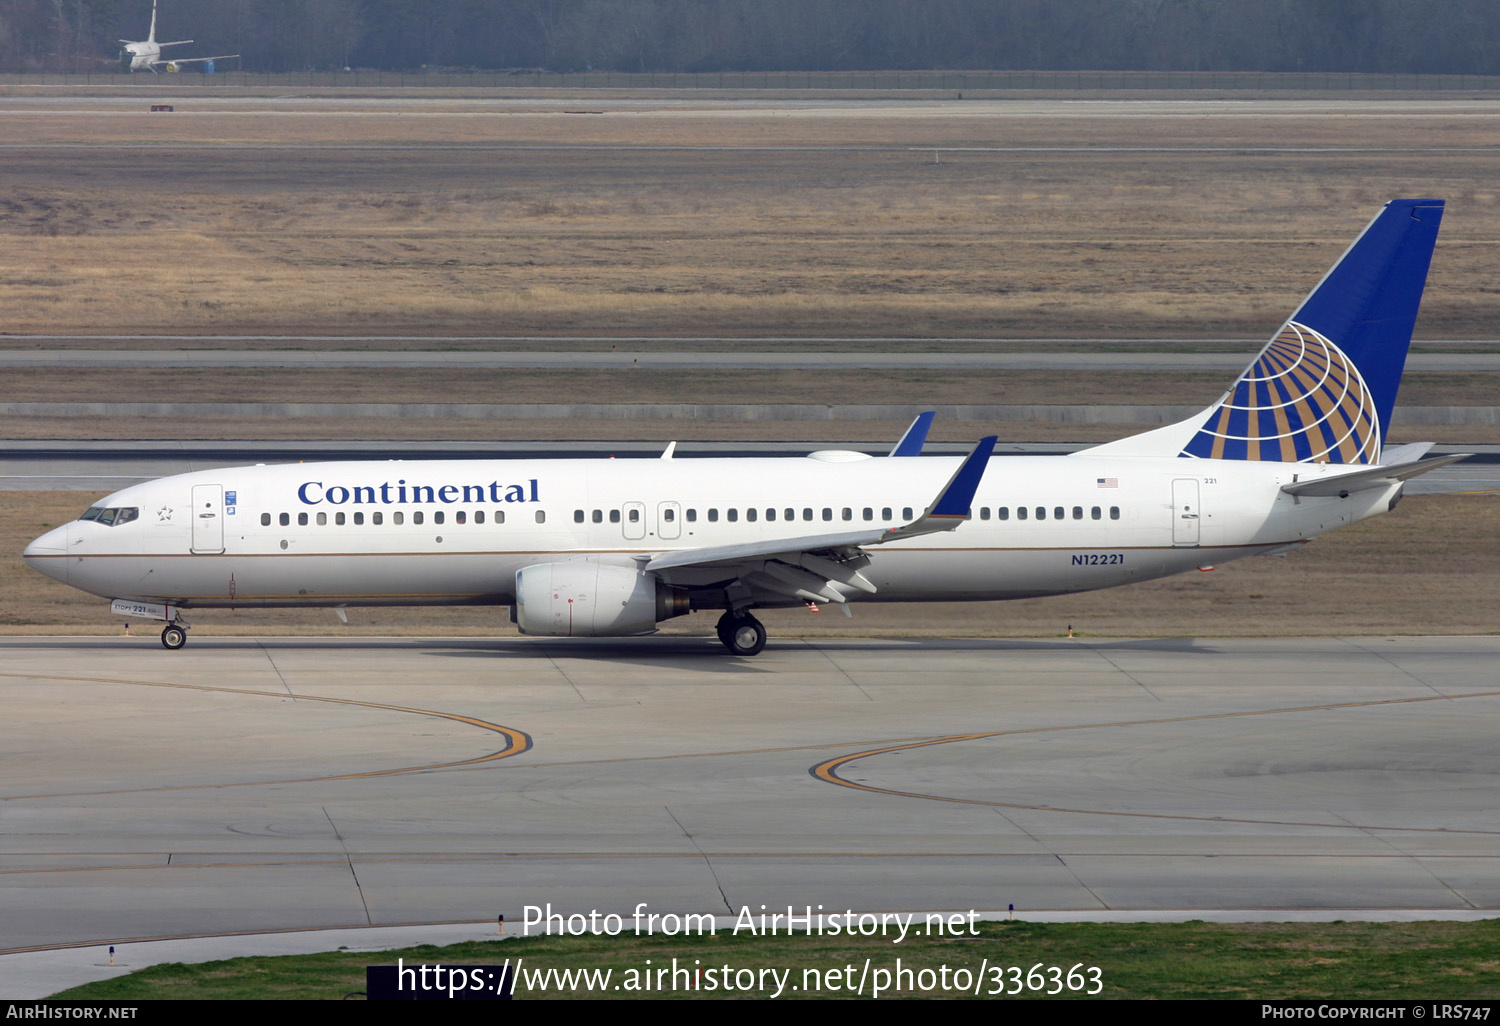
[514,561,690,637]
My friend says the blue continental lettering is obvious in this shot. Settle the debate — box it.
[298,480,541,505]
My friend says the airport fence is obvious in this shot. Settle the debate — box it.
[3,68,1500,92]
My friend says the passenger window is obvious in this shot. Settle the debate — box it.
[260,513,271,526]
[591,510,602,523]
[841,508,852,521]
[803,508,813,521]
[1091,506,1101,520]
[863,507,873,521]
[574,510,585,523]
[708,509,719,523]
[317,512,327,526]
[356,512,366,525]
[413,512,423,525]
[298,512,309,526]
[1110,506,1121,520]
[1054,507,1065,520]
[902,507,913,520]
[980,507,991,520]
[374,511,384,525]
[727,509,737,523]
[686,509,697,522]
[335,512,346,526]
[746,508,757,522]
[666,508,677,522]
[496,511,505,524]
[434,511,444,525]
[394,512,404,525]
[453,511,463,524]
[1018,507,1028,521]
[610,509,621,524]
[998,507,1010,521]
[1073,506,1083,520]
[279,513,290,527]
[882,507,892,521]
[766,508,776,521]
[822,508,832,521]
[1036,507,1046,521]
[535,510,546,524]
[785,508,795,521]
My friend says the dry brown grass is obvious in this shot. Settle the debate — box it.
[0,98,1497,339]
[4,490,1495,637]
[2,367,1495,406]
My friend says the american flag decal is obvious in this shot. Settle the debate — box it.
[1097,478,1118,488]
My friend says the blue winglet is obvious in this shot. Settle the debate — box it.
[889,411,936,457]
[930,435,996,518]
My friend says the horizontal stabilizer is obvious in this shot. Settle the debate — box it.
[1280,453,1470,498]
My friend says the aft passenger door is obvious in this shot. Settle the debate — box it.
[1171,478,1200,547]
[191,484,225,554]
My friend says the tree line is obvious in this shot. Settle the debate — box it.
[6,0,1498,76]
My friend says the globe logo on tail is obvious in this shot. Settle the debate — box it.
[1180,321,1380,464]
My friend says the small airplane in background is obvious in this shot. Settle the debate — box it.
[119,0,238,73]
[23,200,1465,655]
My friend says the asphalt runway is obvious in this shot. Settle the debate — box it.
[2,635,1498,995]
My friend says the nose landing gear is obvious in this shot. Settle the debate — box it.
[160,623,188,650]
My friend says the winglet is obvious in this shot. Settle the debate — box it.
[889,411,936,457]
[884,435,996,540]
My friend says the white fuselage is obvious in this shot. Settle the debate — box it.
[22,453,1396,611]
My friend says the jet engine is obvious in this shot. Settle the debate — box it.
[514,561,690,637]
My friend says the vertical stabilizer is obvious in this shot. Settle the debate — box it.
[1078,199,1444,464]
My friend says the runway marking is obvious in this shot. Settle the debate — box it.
[0,671,530,800]
[810,689,1500,835]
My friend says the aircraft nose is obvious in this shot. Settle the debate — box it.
[23,524,70,583]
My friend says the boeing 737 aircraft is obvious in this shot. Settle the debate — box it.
[119,1,238,73]
[24,200,1464,655]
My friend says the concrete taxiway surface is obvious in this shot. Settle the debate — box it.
[2,635,1497,996]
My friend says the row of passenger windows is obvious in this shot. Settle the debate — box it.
[258,504,1123,530]
[573,506,919,525]
[569,505,1122,524]
[262,509,542,527]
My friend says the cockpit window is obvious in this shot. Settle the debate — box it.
[78,506,139,527]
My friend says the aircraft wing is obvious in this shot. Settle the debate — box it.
[643,436,996,603]
[150,53,238,66]
[1280,453,1471,498]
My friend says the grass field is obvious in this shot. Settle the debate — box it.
[1,96,1498,340]
[50,920,1500,1000]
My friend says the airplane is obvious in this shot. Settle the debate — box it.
[24,199,1466,656]
[118,0,238,73]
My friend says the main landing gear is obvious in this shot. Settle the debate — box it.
[716,611,766,656]
[160,623,188,650]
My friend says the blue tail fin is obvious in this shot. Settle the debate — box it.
[1082,200,1444,464]
[1180,199,1443,464]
